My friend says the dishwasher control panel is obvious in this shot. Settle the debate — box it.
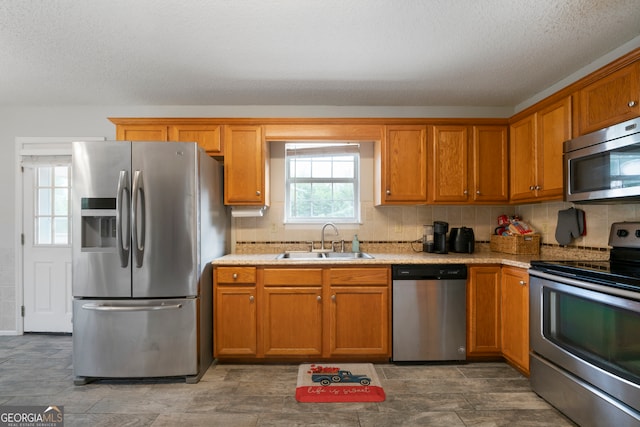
[392,264,467,280]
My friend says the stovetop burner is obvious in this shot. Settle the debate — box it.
[530,221,640,293]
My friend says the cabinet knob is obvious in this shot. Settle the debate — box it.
[331,294,336,301]
[256,190,261,196]
[232,273,238,279]
[463,190,468,195]
[476,190,481,195]
[629,100,637,107]
[529,185,535,191]
[519,280,526,286]
[249,295,254,302]
[535,185,541,190]
[386,190,391,195]
[316,295,322,302]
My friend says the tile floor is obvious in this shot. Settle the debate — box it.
[0,334,576,426]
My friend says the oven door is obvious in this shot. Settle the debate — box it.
[530,271,640,412]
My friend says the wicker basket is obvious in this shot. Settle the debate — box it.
[490,234,540,255]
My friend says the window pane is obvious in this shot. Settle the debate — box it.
[54,167,69,187]
[38,167,51,186]
[333,160,354,178]
[311,159,332,178]
[37,217,52,244]
[54,217,69,244]
[293,160,311,178]
[38,189,52,215]
[54,188,69,215]
[334,183,354,200]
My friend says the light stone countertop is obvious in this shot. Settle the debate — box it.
[211,246,608,269]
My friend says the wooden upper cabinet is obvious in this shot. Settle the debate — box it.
[430,125,469,203]
[115,124,168,141]
[429,124,508,204]
[376,125,428,205]
[168,124,223,156]
[223,125,269,206]
[536,98,571,200]
[576,61,640,136]
[472,126,508,203]
[510,97,570,203]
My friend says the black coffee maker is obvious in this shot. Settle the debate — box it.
[433,221,449,254]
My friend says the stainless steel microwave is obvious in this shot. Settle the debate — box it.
[564,117,640,203]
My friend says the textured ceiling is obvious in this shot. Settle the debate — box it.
[1,0,639,108]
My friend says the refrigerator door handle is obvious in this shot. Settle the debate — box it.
[116,170,130,268]
[81,303,183,312]
[132,170,146,268]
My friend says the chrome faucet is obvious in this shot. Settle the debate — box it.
[320,222,339,251]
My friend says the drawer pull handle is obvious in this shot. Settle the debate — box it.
[232,273,238,279]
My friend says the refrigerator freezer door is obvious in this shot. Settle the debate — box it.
[72,298,198,381]
[131,142,199,297]
[72,141,132,298]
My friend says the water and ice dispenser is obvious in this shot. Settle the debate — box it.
[80,198,117,250]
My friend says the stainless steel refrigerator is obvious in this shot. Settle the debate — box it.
[71,140,229,384]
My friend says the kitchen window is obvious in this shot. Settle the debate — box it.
[284,142,360,223]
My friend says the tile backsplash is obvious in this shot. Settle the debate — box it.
[233,200,640,252]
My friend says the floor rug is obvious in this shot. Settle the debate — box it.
[295,363,386,403]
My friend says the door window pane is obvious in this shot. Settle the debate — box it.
[34,165,71,246]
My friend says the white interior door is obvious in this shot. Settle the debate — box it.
[22,162,73,332]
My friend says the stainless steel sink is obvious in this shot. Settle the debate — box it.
[275,251,374,260]
[324,252,374,259]
[275,252,326,260]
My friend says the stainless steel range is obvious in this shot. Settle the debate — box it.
[529,222,640,427]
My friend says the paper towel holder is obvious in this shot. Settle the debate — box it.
[231,206,267,217]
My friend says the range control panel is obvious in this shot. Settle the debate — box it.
[609,222,640,249]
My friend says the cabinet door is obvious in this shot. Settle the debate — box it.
[262,286,323,357]
[380,125,427,204]
[261,268,324,357]
[169,124,223,156]
[536,97,571,200]
[467,266,501,356]
[578,62,640,135]
[500,266,529,374]
[224,125,268,205]
[328,285,389,356]
[214,286,257,357]
[509,115,538,202]
[472,126,508,202]
[116,124,168,141]
[430,125,469,203]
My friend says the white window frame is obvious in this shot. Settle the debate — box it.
[284,142,361,224]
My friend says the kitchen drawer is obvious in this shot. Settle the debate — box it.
[329,267,389,285]
[263,268,323,286]
[215,266,256,284]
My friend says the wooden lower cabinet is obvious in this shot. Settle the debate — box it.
[213,267,257,357]
[261,268,323,357]
[328,267,390,356]
[213,265,390,360]
[466,265,501,357]
[500,266,530,374]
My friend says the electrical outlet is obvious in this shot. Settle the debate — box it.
[541,223,548,234]
[270,223,278,233]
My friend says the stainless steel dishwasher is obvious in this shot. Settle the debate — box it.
[392,264,467,362]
